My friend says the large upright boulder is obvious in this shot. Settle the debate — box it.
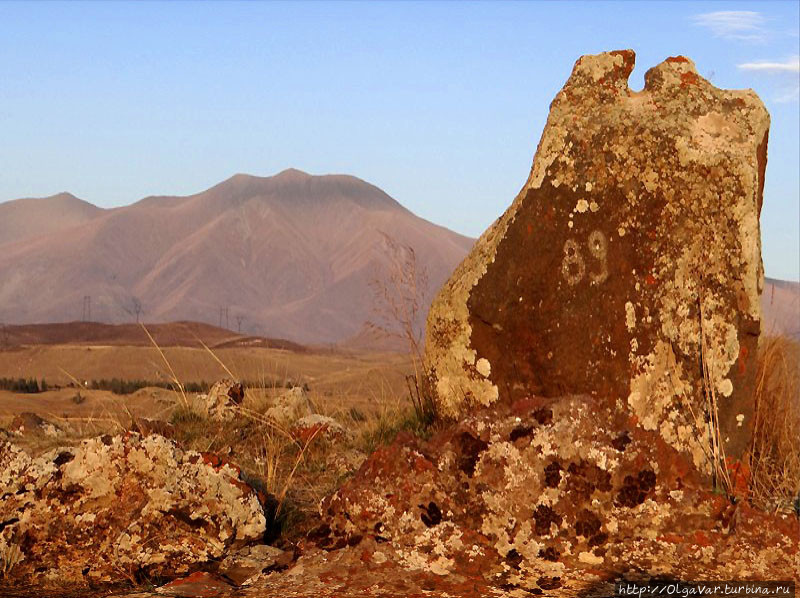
[426,50,769,466]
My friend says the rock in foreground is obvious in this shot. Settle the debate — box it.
[235,399,796,597]
[0,433,266,587]
[426,49,769,467]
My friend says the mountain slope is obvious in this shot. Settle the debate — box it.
[0,192,104,246]
[0,170,474,343]
[762,277,800,340]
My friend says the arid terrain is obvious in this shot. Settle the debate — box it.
[2,48,799,598]
[0,322,410,433]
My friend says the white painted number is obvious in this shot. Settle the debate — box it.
[561,230,608,286]
[561,239,585,286]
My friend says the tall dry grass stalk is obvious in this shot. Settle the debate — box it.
[1,541,22,580]
[697,297,734,498]
[369,234,438,427]
[140,323,189,409]
[749,335,800,512]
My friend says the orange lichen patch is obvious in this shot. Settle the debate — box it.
[160,571,232,598]
[291,423,325,444]
[737,344,749,375]
[666,55,690,63]
[201,452,222,468]
[693,530,713,547]
[412,454,435,474]
[680,71,700,87]
[725,458,751,496]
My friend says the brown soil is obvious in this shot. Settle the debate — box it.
[0,321,304,351]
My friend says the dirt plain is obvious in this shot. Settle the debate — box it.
[0,322,411,430]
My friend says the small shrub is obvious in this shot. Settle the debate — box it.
[0,377,46,393]
[88,378,210,395]
[1,539,22,580]
[359,406,432,454]
[169,406,206,426]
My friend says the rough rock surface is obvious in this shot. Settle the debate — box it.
[264,386,314,427]
[217,544,288,586]
[0,433,266,587]
[156,571,233,597]
[290,414,349,444]
[9,412,64,438]
[425,50,769,467]
[195,379,245,421]
[271,400,796,595]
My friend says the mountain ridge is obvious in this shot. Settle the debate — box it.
[0,170,474,344]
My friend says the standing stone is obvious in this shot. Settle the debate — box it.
[425,50,769,467]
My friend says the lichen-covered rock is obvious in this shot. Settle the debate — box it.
[156,571,233,597]
[195,379,245,421]
[9,412,64,438]
[425,50,769,466]
[217,544,289,586]
[0,434,266,587]
[132,416,177,438]
[264,386,314,427]
[307,400,797,594]
[291,414,349,444]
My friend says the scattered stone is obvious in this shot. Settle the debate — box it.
[291,414,349,444]
[8,411,64,438]
[132,417,177,438]
[218,544,287,586]
[325,448,368,477]
[195,379,245,421]
[157,571,233,597]
[0,433,266,587]
[264,386,313,426]
[425,49,770,468]
[311,397,797,593]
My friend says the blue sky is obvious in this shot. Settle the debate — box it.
[1,1,798,279]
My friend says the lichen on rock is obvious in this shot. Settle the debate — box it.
[425,49,769,468]
[0,433,266,587]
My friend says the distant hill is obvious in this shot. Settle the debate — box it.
[0,321,305,352]
[0,192,102,246]
[0,169,474,344]
[762,277,800,340]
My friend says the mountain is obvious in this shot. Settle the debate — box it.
[0,192,103,246]
[0,170,474,344]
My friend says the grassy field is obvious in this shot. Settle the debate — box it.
[0,339,422,546]
[0,344,410,424]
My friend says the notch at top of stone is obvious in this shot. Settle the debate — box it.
[564,50,712,100]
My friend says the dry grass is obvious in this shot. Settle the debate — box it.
[749,335,800,512]
[697,298,734,498]
[1,541,23,581]
[369,234,439,429]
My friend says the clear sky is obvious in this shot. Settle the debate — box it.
[1,1,798,279]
